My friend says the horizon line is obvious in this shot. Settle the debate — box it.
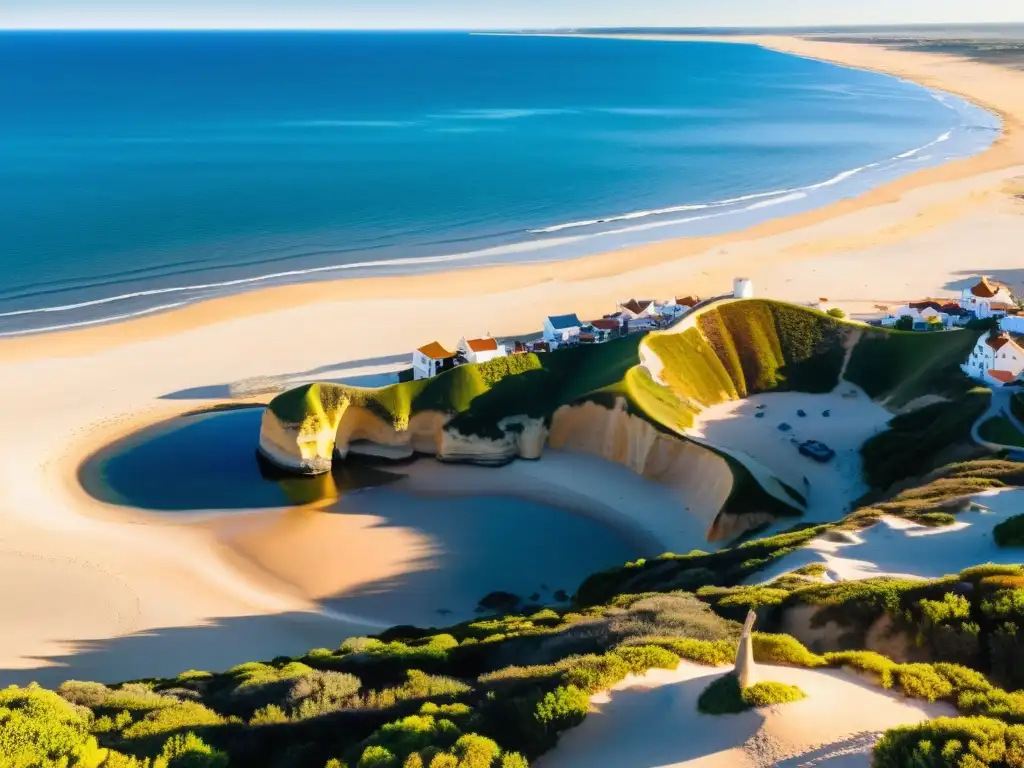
[3,21,1023,32]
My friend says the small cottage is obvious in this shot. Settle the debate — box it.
[458,336,506,365]
[962,332,1024,386]
[586,318,624,342]
[543,313,583,347]
[733,278,754,299]
[617,299,658,320]
[962,276,1015,320]
[413,341,457,380]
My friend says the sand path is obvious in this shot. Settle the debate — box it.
[537,662,954,768]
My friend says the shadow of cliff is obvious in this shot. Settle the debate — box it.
[159,353,410,401]
[0,611,362,688]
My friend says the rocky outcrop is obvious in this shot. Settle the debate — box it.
[259,401,548,474]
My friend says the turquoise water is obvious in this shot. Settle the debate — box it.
[0,32,999,335]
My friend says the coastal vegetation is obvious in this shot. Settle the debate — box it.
[696,675,806,715]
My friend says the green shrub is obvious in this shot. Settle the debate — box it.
[635,637,737,667]
[288,671,361,719]
[358,745,398,768]
[696,675,806,715]
[561,654,631,694]
[0,684,112,768]
[994,514,1024,547]
[360,715,460,765]
[249,704,289,725]
[823,651,898,688]
[696,675,748,715]
[826,308,846,319]
[56,680,112,708]
[752,633,826,668]
[611,645,680,675]
[121,700,225,739]
[895,664,955,703]
[176,670,214,683]
[158,732,228,767]
[741,681,807,708]
[534,685,589,734]
[873,716,1024,768]
[961,564,1024,581]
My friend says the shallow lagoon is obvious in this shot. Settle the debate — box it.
[83,408,640,621]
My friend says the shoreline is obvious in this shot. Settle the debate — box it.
[1,36,1021,360]
[3,34,1024,683]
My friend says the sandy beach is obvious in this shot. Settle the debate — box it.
[2,34,1024,686]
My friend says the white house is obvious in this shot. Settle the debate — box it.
[543,313,583,347]
[962,276,1015,320]
[413,341,457,380]
[458,336,507,365]
[882,304,954,330]
[962,332,1024,387]
[733,278,754,299]
[617,299,659,320]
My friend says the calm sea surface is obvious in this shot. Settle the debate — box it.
[0,32,999,334]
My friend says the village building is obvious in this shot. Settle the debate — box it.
[457,336,507,365]
[585,318,624,342]
[962,332,1024,387]
[413,341,457,380]
[542,313,583,347]
[675,295,700,309]
[733,278,755,299]
[617,299,660,320]
[882,303,955,330]
[961,276,1015,320]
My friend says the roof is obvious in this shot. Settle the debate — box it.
[588,319,621,331]
[986,333,1020,352]
[531,341,550,352]
[988,369,1016,384]
[971,277,1000,298]
[991,302,1014,311]
[546,313,582,330]
[675,295,700,307]
[620,299,654,314]
[464,337,498,353]
[417,341,455,360]
[578,333,596,343]
[910,300,943,312]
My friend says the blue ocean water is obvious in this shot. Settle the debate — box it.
[0,32,1000,335]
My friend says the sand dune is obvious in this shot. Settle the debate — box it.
[537,662,954,768]
[756,488,1024,585]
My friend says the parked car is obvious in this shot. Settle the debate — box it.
[799,440,836,463]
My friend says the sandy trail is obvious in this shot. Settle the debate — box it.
[755,488,1024,585]
[2,34,1024,685]
[537,662,954,768]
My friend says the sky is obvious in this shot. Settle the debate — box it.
[4,0,1023,31]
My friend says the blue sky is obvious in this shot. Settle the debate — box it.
[5,0,1022,30]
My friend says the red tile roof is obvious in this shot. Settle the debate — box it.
[988,369,1016,384]
[620,299,654,314]
[910,300,943,312]
[972,277,1000,298]
[464,337,498,353]
[987,334,1016,352]
[588,319,621,331]
[675,295,700,307]
[417,341,455,360]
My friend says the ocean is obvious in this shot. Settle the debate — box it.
[0,32,1000,335]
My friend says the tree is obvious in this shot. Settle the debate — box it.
[895,315,914,331]
[826,308,846,319]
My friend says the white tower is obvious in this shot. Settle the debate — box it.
[733,277,754,299]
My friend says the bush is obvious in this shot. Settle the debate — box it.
[752,633,826,668]
[994,514,1024,548]
[826,308,846,319]
[895,664,955,703]
[0,684,112,768]
[250,704,289,725]
[697,675,806,715]
[534,685,589,735]
[823,651,898,688]
[611,645,680,675]
[873,716,1024,768]
[121,700,225,739]
[561,654,631,694]
[288,671,361,719]
[56,680,112,708]
[741,681,807,708]
[634,637,737,667]
[159,732,229,767]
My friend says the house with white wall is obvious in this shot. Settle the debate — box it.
[458,336,506,365]
[543,314,583,347]
[882,304,954,330]
[413,341,457,380]
[962,276,1015,320]
[733,278,754,299]
[962,332,1024,387]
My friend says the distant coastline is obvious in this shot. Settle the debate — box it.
[0,32,998,337]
